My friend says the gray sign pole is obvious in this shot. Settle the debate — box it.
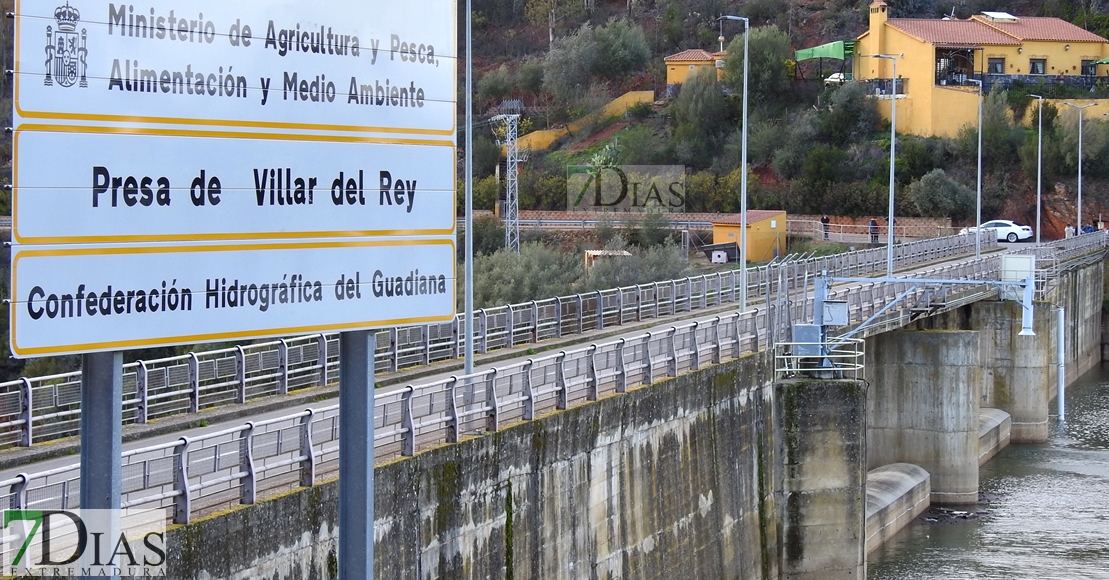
[339,330,375,579]
[79,351,122,580]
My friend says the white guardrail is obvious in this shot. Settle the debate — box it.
[2,232,1107,524]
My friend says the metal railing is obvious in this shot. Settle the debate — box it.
[0,233,1004,450]
[0,246,1028,525]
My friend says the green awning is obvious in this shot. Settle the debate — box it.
[794,40,856,62]
[1093,58,1109,65]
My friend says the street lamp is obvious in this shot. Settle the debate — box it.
[871,53,900,277]
[967,78,983,257]
[1064,102,1095,235]
[1028,94,1044,244]
[720,15,749,310]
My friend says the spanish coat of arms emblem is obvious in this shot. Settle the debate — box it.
[44,2,88,88]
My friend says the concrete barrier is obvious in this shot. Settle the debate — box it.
[978,408,1012,465]
[864,463,930,554]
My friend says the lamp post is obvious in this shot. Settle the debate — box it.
[967,78,983,257]
[464,0,474,375]
[1028,94,1044,244]
[872,53,900,277]
[719,15,749,310]
[1064,102,1095,235]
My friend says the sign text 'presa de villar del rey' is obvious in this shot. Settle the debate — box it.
[10,0,458,357]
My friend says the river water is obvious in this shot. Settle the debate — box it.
[868,364,1109,580]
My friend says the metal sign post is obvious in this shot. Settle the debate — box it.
[79,351,122,580]
[338,331,375,580]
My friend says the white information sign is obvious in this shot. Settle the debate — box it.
[10,240,456,356]
[15,0,456,134]
[10,0,458,357]
[13,127,456,243]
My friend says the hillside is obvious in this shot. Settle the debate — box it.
[462,0,1109,239]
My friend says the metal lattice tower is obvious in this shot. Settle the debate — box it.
[493,114,521,252]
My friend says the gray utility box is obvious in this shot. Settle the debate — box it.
[792,324,822,357]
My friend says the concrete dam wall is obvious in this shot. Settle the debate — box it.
[165,352,868,580]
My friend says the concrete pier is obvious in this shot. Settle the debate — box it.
[867,330,981,504]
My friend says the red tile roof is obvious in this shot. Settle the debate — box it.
[665,49,716,62]
[712,210,786,225]
[972,16,1108,43]
[887,18,1018,46]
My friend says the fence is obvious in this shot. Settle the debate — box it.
[4,233,1106,525]
[0,248,1014,525]
[0,233,1003,451]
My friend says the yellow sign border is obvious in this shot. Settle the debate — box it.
[10,238,458,356]
[12,124,458,244]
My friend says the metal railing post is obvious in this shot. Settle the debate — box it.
[506,306,515,346]
[19,378,32,447]
[576,295,584,334]
[596,291,604,330]
[423,325,432,365]
[654,282,660,318]
[446,376,459,443]
[317,334,328,387]
[235,346,247,404]
[616,339,627,394]
[174,437,192,524]
[277,339,289,395]
[712,317,722,364]
[187,352,199,413]
[451,316,460,359]
[522,360,535,420]
[136,362,149,424]
[401,387,415,456]
[668,328,678,377]
[556,352,568,410]
[300,408,315,487]
[644,333,654,385]
[531,301,539,343]
[478,309,488,353]
[554,297,563,338]
[389,328,399,372]
[587,345,598,401]
[690,322,700,371]
[241,422,256,505]
[9,474,27,509]
[486,368,500,432]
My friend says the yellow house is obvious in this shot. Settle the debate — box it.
[664,49,726,87]
[854,0,1109,137]
[712,210,787,263]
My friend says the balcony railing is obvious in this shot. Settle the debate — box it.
[864,78,906,96]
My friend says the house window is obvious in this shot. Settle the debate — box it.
[1082,60,1096,76]
[1029,59,1046,74]
[987,58,1005,74]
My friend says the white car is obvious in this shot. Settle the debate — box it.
[824,72,847,87]
[959,220,1033,243]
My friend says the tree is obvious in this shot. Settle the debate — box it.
[517,58,545,96]
[721,25,793,110]
[819,82,882,146]
[524,0,583,46]
[543,24,596,103]
[477,65,512,104]
[958,88,1023,171]
[592,18,650,80]
[670,68,727,137]
[908,168,974,219]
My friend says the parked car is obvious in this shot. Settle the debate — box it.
[824,72,847,87]
[959,220,1033,243]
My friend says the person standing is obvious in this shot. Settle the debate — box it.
[820,215,830,240]
[869,218,879,244]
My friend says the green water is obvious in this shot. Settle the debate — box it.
[868,364,1109,580]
